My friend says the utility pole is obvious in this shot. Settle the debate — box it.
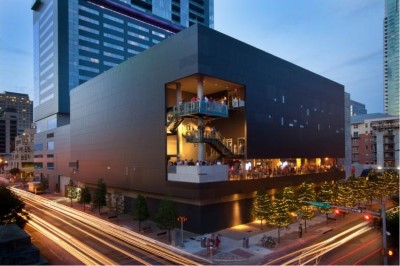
[177,216,187,247]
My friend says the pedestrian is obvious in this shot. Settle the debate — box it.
[216,235,221,249]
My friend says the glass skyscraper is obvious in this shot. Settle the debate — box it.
[384,0,399,116]
[31,0,214,132]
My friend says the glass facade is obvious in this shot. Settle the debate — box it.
[384,0,400,116]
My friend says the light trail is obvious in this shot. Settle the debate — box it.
[25,203,155,265]
[327,235,380,265]
[28,212,118,265]
[352,247,381,265]
[27,218,99,265]
[12,187,209,265]
[266,221,370,266]
[293,226,373,265]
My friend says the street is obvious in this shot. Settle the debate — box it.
[11,187,207,265]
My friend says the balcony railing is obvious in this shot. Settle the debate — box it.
[173,100,228,117]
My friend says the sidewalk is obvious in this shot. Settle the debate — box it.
[40,192,362,265]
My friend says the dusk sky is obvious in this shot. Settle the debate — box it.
[0,0,384,113]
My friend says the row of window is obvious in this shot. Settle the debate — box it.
[34,162,54,170]
[78,13,167,39]
[34,141,54,151]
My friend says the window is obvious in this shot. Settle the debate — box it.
[47,154,54,158]
[78,25,99,34]
[104,23,123,33]
[103,42,124,51]
[47,162,55,170]
[47,141,54,150]
[79,5,99,15]
[353,124,358,129]
[103,14,123,24]
[34,144,43,151]
[128,31,149,40]
[353,132,359,138]
[47,133,54,138]
[34,162,43,169]
[152,30,165,38]
[128,22,149,32]
[78,15,99,25]
[365,123,368,128]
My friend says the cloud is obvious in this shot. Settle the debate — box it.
[320,49,382,74]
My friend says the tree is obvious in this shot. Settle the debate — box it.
[67,185,77,207]
[110,193,124,222]
[348,177,368,206]
[132,194,150,231]
[271,194,291,243]
[93,178,107,213]
[78,186,91,211]
[0,186,27,228]
[283,186,298,212]
[40,176,49,192]
[9,167,20,176]
[297,181,316,232]
[333,182,352,207]
[317,181,334,222]
[380,170,399,199]
[155,198,178,243]
[251,188,273,229]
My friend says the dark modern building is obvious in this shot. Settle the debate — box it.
[0,108,18,156]
[0,92,33,135]
[65,24,345,233]
[384,0,399,116]
[350,99,367,117]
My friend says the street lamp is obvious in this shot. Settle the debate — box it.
[177,216,187,247]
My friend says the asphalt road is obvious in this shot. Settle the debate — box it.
[13,188,205,265]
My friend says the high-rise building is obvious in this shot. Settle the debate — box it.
[384,0,399,116]
[31,0,213,132]
[0,92,33,135]
[0,108,18,155]
[350,99,367,116]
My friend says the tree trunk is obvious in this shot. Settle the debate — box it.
[139,220,142,231]
[168,229,171,243]
[304,220,307,233]
[278,227,281,243]
[260,219,263,230]
[83,202,86,211]
[326,213,328,224]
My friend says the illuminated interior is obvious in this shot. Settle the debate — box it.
[165,74,340,183]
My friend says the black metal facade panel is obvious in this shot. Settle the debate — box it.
[196,25,345,159]
[69,25,200,192]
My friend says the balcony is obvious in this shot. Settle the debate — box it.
[168,165,228,183]
[172,100,228,118]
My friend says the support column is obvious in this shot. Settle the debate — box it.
[197,76,204,100]
[197,76,205,161]
[176,83,182,159]
[176,82,182,104]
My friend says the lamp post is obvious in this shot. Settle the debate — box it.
[177,216,187,247]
